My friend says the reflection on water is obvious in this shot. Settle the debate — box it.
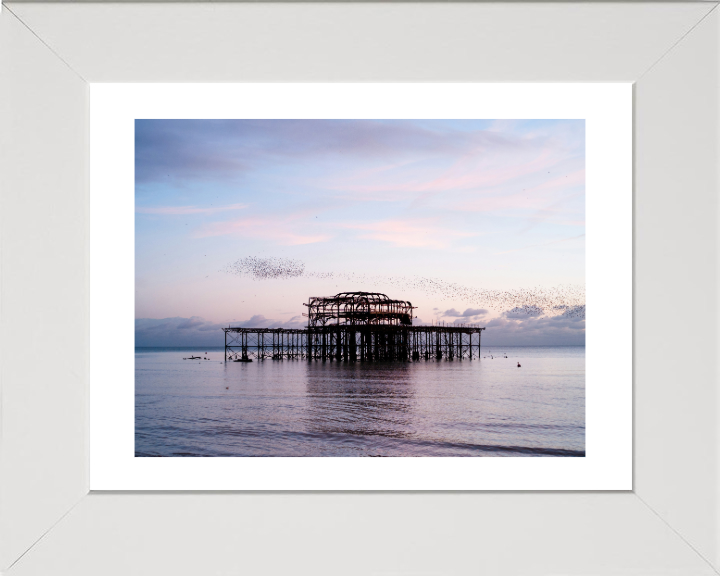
[304,363,415,441]
[135,347,585,457]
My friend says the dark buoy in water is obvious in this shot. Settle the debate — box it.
[517,362,521,368]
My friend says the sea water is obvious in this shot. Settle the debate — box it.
[135,346,585,457]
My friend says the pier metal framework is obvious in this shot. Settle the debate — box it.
[223,325,485,362]
[223,291,485,362]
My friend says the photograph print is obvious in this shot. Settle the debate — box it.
[135,119,585,458]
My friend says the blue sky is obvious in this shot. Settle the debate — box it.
[135,119,585,346]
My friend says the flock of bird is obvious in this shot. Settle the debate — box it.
[225,256,585,320]
[226,256,305,279]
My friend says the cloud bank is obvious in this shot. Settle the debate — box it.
[135,315,306,347]
[136,311,583,348]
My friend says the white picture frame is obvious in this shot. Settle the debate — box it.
[89,82,630,491]
[1,2,718,574]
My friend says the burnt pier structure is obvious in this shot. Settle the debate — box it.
[223,292,485,362]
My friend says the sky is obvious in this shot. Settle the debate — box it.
[135,119,585,347]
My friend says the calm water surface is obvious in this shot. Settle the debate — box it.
[135,346,585,457]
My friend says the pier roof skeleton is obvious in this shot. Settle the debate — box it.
[303,292,415,327]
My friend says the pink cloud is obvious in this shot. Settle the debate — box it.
[495,233,585,255]
[316,143,585,225]
[136,203,247,215]
[453,169,585,215]
[194,211,332,245]
[329,146,558,197]
[342,218,475,249]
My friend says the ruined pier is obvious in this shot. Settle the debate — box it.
[223,291,485,362]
